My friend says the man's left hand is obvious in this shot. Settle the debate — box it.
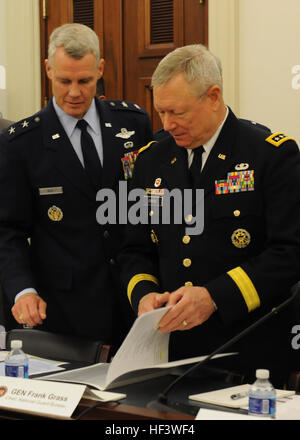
[158,286,216,332]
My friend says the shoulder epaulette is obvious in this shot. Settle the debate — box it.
[265,132,295,147]
[239,118,271,133]
[2,114,41,141]
[106,100,147,114]
[137,141,157,156]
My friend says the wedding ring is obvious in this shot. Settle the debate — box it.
[182,319,188,327]
[19,314,24,321]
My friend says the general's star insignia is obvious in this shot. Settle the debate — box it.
[22,121,29,128]
[9,127,15,135]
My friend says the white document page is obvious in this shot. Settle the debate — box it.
[106,306,171,385]
[42,307,235,390]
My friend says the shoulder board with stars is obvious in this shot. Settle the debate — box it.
[3,115,41,141]
[106,100,147,114]
[137,140,157,156]
[265,131,295,147]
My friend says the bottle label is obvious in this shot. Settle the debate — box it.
[249,397,276,416]
[5,364,28,378]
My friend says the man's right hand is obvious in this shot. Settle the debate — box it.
[138,291,170,316]
[11,293,47,327]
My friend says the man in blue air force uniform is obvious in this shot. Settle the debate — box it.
[119,44,300,387]
[0,24,152,348]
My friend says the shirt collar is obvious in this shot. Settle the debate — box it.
[202,106,229,154]
[186,106,229,160]
[53,98,100,137]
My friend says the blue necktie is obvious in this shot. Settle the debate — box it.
[77,119,102,191]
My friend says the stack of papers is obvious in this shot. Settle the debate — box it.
[189,383,296,417]
[189,384,295,409]
[0,352,65,376]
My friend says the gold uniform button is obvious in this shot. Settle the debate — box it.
[182,235,191,245]
[185,281,193,286]
[149,210,154,217]
[233,210,241,217]
[183,258,192,267]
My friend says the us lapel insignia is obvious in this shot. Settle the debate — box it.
[171,157,177,165]
[218,153,226,160]
[105,123,112,127]
[48,205,63,222]
[116,128,135,139]
[52,133,60,140]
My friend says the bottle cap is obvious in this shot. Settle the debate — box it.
[256,369,270,379]
[10,340,22,349]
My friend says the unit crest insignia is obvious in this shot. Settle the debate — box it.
[48,206,63,222]
[231,228,251,248]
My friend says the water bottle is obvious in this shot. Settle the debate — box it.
[5,340,29,378]
[248,369,276,418]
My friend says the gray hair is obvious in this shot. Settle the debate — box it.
[48,23,100,66]
[151,44,223,96]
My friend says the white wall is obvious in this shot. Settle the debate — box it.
[0,0,41,122]
[1,0,299,145]
[239,0,300,145]
[209,0,300,146]
[0,0,8,118]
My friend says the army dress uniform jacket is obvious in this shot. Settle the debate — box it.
[119,108,300,381]
[0,97,152,344]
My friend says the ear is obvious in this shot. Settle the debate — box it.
[45,59,52,80]
[206,85,222,110]
[97,58,105,80]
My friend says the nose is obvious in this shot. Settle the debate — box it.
[68,82,81,97]
[161,113,177,132]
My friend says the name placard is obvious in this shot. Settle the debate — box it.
[0,376,86,419]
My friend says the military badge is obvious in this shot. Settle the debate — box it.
[154,178,162,188]
[124,141,134,149]
[215,170,254,194]
[121,150,139,179]
[235,163,249,171]
[116,128,135,139]
[145,188,164,206]
[48,205,63,222]
[231,228,251,248]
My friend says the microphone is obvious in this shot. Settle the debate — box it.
[147,282,300,415]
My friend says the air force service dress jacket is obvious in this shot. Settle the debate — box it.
[0,97,152,344]
[119,108,300,379]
